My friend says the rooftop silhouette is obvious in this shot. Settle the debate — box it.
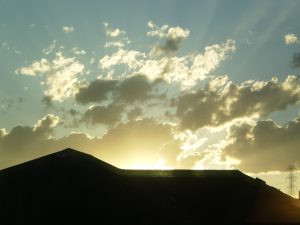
[1,148,300,225]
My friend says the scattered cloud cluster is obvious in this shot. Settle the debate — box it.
[103,22,130,49]
[99,37,235,88]
[175,75,300,130]
[8,21,300,174]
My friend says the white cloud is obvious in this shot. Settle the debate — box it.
[16,52,85,101]
[104,39,131,48]
[45,52,85,101]
[15,58,50,76]
[62,26,74,34]
[34,114,61,134]
[284,33,299,45]
[147,23,169,39]
[72,47,86,55]
[99,49,145,71]
[167,26,190,41]
[103,22,126,37]
[99,36,235,89]
[42,40,56,55]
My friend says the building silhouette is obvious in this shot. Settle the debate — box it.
[1,148,300,225]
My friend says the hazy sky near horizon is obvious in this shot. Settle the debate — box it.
[1,0,300,195]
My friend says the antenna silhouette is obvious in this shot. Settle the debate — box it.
[286,164,297,197]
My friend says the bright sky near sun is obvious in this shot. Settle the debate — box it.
[1,0,300,196]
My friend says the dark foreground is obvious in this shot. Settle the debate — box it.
[1,148,300,225]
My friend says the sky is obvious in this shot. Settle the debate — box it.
[1,0,300,196]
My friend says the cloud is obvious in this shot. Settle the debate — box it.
[75,79,117,104]
[72,47,86,55]
[127,107,143,120]
[34,114,61,138]
[139,39,235,87]
[292,52,300,68]
[97,21,235,89]
[99,39,235,88]
[103,22,126,37]
[147,21,190,56]
[175,75,300,130]
[284,33,299,45]
[62,26,74,34]
[42,40,56,55]
[16,52,85,101]
[81,104,123,126]
[102,23,130,49]
[45,53,85,101]
[15,58,50,76]
[104,41,125,48]
[117,75,153,102]
[99,49,145,72]
[222,116,300,173]
[0,114,61,168]
[75,75,168,126]
[75,74,166,110]
[190,40,235,79]
[0,117,181,170]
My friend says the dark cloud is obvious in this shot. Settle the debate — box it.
[75,75,160,105]
[75,80,117,104]
[74,75,169,126]
[0,117,181,170]
[127,107,143,120]
[81,104,123,126]
[117,75,152,102]
[222,116,300,173]
[152,38,185,56]
[292,52,300,68]
[0,114,61,168]
[175,76,300,130]
[68,108,80,117]
[148,25,189,56]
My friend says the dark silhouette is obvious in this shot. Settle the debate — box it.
[1,148,300,225]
